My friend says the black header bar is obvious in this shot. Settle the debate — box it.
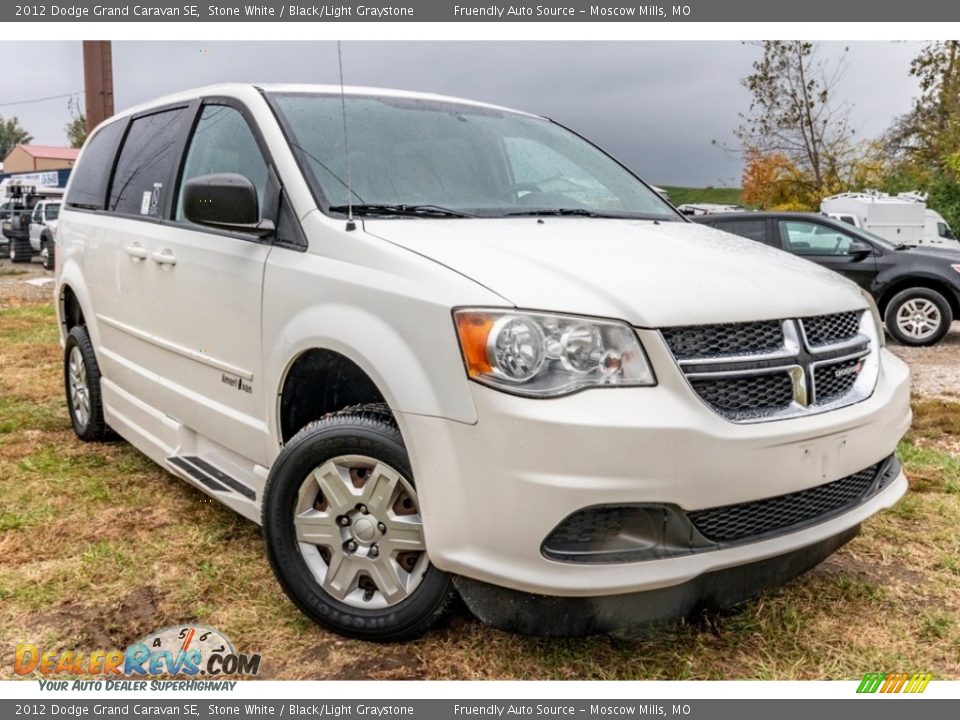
[4,1,958,22]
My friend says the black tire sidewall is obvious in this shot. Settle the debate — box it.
[884,288,953,346]
[41,233,54,271]
[64,325,107,441]
[263,416,452,641]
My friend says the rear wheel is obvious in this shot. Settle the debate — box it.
[263,406,454,641]
[10,237,31,264]
[40,232,54,271]
[884,287,953,346]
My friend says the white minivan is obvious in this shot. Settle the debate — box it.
[56,85,911,640]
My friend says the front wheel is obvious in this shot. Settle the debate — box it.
[262,406,455,641]
[64,325,108,441]
[884,287,953,346]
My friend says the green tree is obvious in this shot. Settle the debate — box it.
[735,41,855,198]
[65,97,87,148]
[0,115,33,159]
[883,42,960,229]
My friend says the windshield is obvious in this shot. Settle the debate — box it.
[268,92,680,220]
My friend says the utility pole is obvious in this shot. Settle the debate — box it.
[82,41,114,133]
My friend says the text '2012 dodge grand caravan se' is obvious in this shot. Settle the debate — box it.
[56,85,911,641]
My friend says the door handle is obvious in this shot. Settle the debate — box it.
[125,244,148,261]
[151,249,177,267]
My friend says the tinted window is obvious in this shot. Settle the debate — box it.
[937,222,956,239]
[109,108,186,216]
[176,105,269,222]
[46,203,60,221]
[780,221,854,255]
[65,120,126,210]
[716,218,768,245]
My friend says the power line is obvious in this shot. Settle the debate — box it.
[0,91,83,110]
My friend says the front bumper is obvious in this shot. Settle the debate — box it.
[453,525,861,636]
[400,345,911,598]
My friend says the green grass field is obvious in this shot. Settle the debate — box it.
[1,303,958,679]
[660,186,744,207]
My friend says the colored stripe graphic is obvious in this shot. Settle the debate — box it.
[857,672,932,693]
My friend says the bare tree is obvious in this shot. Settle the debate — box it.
[736,41,855,196]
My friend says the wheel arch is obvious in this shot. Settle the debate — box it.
[877,275,960,318]
[267,304,478,451]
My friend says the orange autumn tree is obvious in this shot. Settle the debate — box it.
[741,147,813,209]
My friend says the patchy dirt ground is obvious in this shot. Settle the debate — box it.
[1,258,958,680]
[888,323,960,400]
[0,259,56,307]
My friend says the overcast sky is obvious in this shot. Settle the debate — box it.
[0,41,922,187]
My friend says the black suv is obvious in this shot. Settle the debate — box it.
[695,212,960,346]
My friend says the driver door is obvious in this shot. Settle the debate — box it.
[776,219,878,290]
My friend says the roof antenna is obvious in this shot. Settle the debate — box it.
[337,41,356,232]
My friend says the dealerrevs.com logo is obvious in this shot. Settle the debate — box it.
[14,625,261,683]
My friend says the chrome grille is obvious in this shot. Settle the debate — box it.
[661,321,783,361]
[662,311,874,423]
[801,311,862,347]
[688,462,883,542]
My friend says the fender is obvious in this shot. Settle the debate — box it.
[56,263,98,350]
[266,302,480,447]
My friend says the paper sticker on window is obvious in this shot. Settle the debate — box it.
[140,191,151,215]
[150,183,162,216]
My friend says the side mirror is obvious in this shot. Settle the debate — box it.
[847,240,873,257]
[183,173,274,237]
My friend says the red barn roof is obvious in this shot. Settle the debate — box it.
[15,145,80,160]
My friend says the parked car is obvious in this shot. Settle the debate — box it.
[29,199,60,270]
[694,212,960,346]
[0,201,11,258]
[56,84,911,640]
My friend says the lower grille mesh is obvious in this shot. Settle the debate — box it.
[688,462,882,542]
[689,372,794,419]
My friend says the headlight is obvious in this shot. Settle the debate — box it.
[859,289,885,347]
[454,309,656,397]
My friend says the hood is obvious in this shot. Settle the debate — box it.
[896,244,960,262]
[363,218,866,327]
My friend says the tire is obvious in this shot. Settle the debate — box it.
[263,405,455,641]
[64,325,108,441]
[40,232,54,271]
[0,241,9,259]
[884,287,953,346]
[10,237,31,264]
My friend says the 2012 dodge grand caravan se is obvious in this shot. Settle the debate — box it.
[56,84,911,641]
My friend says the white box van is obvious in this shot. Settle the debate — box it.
[822,191,960,249]
[56,85,911,640]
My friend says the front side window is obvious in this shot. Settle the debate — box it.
[937,222,956,240]
[109,108,186,216]
[268,92,679,220]
[176,104,269,222]
[780,221,854,256]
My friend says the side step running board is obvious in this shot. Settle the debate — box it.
[167,455,256,501]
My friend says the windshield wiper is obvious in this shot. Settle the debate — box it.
[329,204,473,218]
[504,208,610,218]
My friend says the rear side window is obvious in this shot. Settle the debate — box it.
[109,108,187,216]
[716,218,769,245]
[64,120,126,210]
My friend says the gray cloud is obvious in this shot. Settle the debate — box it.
[0,41,922,187]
